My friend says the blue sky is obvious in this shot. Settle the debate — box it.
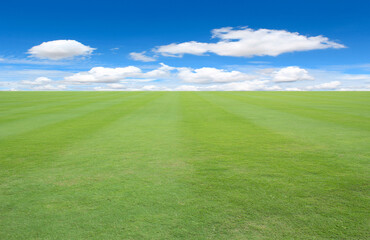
[0,0,369,91]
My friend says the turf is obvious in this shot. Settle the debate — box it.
[0,91,369,239]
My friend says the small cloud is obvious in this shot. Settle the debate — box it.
[65,63,172,84]
[110,48,120,54]
[306,81,341,90]
[248,61,271,64]
[21,77,52,85]
[273,66,314,82]
[28,40,95,60]
[107,83,125,89]
[177,67,256,83]
[175,85,200,91]
[129,51,156,62]
[32,84,66,91]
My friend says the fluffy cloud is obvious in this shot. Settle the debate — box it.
[62,64,317,86]
[155,27,345,58]
[177,67,256,83]
[65,66,142,83]
[129,51,156,62]
[65,63,173,83]
[15,63,365,92]
[273,66,314,82]
[28,40,95,60]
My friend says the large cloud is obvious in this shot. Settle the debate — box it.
[28,40,95,60]
[273,66,314,82]
[155,27,345,58]
[65,63,255,84]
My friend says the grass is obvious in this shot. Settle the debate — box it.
[0,91,369,239]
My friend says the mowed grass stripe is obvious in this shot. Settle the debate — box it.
[180,92,368,239]
[1,93,194,239]
[0,92,160,173]
[0,92,136,121]
[202,92,370,157]
[224,91,370,130]
[0,92,149,140]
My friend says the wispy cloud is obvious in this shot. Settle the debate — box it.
[0,57,68,65]
[129,51,156,62]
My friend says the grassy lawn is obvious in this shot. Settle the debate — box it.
[0,91,369,239]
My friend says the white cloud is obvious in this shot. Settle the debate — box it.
[17,76,67,91]
[175,85,200,91]
[32,84,66,91]
[204,80,282,91]
[340,74,370,81]
[65,66,142,83]
[21,77,53,85]
[285,87,303,91]
[337,86,370,91]
[177,67,256,83]
[155,27,345,58]
[144,63,175,78]
[273,66,314,82]
[174,80,281,91]
[0,57,68,65]
[129,51,156,62]
[306,81,341,90]
[65,63,173,83]
[28,40,95,60]
[107,83,125,89]
[10,62,365,92]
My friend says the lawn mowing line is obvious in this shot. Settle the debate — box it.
[230,91,370,119]
[38,92,186,176]
[0,92,147,140]
[0,92,163,176]
[0,93,198,239]
[203,92,370,157]
[185,92,369,239]
[0,91,131,120]
[178,92,334,238]
[197,92,369,183]
[252,91,370,107]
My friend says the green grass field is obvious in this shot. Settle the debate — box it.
[0,92,369,239]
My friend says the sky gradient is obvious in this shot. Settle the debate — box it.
[0,0,369,91]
